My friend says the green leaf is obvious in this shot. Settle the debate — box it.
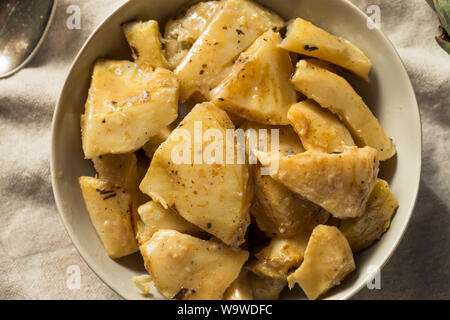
[434,0,450,35]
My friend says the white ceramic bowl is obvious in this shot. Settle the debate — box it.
[51,0,422,300]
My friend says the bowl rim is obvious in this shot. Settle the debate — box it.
[50,0,422,300]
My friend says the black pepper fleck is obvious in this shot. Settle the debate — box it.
[304,45,318,51]
[103,193,117,200]
[96,189,114,195]
[172,288,189,300]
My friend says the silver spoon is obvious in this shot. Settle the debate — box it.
[0,0,57,79]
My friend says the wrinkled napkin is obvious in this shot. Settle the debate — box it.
[0,0,448,299]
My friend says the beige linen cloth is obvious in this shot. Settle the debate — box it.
[0,0,449,299]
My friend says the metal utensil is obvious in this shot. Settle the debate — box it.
[0,0,57,79]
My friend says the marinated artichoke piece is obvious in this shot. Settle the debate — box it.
[174,0,284,102]
[301,58,339,74]
[163,0,221,68]
[140,230,249,300]
[291,59,395,161]
[279,18,372,81]
[92,153,146,241]
[223,270,254,300]
[136,201,206,245]
[248,273,287,300]
[142,126,172,159]
[265,147,379,219]
[79,176,138,259]
[122,20,168,71]
[287,225,355,300]
[81,61,179,159]
[92,153,139,190]
[248,234,310,279]
[288,99,355,153]
[211,30,296,125]
[340,179,399,252]
[251,166,329,237]
[240,121,305,157]
[139,102,251,247]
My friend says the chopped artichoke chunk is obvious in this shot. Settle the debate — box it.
[122,20,168,70]
[142,126,172,159]
[287,225,355,300]
[251,165,329,237]
[92,153,148,240]
[340,179,398,252]
[248,234,310,279]
[140,230,249,300]
[279,18,372,81]
[81,61,179,158]
[136,201,205,245]
[291,59,395,160]
[163,0,220,68]
[174,0,284,102]
[248,273,286,300]
[265,147,379,219]
[224,270,254,300]
[79,176,137,259]
[301,58,339,74]
[140,102,251,247]
[92,153,139,190]
[240,121,305,157]
[288,99,355,153]
[211,30,296,125]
